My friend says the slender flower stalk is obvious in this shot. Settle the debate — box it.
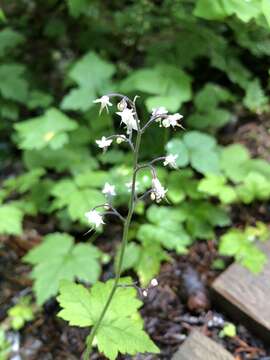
[83,96,142,360]
[83,93,183,359]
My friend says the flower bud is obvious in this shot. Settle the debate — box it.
[104,204,110,210]
[150,278,158,287]
[117,98,127,111]
[116,135,126,144]
[142,290,148,297]
[150,192,156,201]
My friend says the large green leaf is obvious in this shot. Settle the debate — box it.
[219,225,268,273]
[57,279,159,359]
[0,28,24,57]
[61,52,115,111]
[0,204,23,235]
[262,0,270,27]
[51,179,104,223]
[121,64,192,112]
[0,64,28,103]
[24,233,102,304]
[15,108,78,150]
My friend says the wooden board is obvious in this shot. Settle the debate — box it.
[212,241,270,340]
[172,330,234,360]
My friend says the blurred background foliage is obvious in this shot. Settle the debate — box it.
[1,0,270,304]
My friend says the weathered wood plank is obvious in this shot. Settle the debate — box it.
[172,330,234,360]
[212,241,270,340]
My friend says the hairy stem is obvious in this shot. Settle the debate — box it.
[83,131,142,360]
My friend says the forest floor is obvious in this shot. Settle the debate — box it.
[1,115,270,360]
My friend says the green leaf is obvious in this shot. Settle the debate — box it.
[262,0,270,27]
[0,64,28,103]
[51,179,104,223]
[236,172,270,203]
[183,131,220,174]
[121,64,192,112]
[114,242,141,273]
[166,139,189,167]
[0,28,25,57]
[220,144,250,182]
[0,204,23,235]
[24,144,98,174]
[137,206,191,254]
[27,90,53,110]
[187,108,231,130]
[57,279,159,359]
[67,0,90,18]
[243,78,268,112]
[3,168,45,195]
[194,83,233,111]
[219,323,236,338]
[194,0,228,20]
[24,233,102,304]
[136,243,168,286]
[194,0,261,22]
[15,108,78,150]
[219,225,269,273]
[61,52,115,111]
[198,175,237,204]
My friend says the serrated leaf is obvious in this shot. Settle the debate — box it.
[243,78,268,112]
[57,279,159,359]
[194,83,233,111]
[61,52,115,111]
[136,243,168,286]
[3,168,45,194]
[0,64,28,102]
[121,64,192,112]
[0,204,23,235]
[262,0,270,27]
[24,233,102,304]
[194,0,261,22]
[24,144,98,174]
[219,225,269,273]
[198,175,237,204]
[187,108,231,130]
[51,179,104,223]
[15,108,78,150]
[114,242,141,274]
[0,28,25,57]
[166,139,189,167]
[221,144,250,182]
[67,0,90,18]
[183,131,220,174]
[236,172,270,203]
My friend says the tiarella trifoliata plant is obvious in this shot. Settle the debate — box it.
[57,93,183,360]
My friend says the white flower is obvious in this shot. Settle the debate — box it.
[96,136,112,149]
[162,113,183,128]
[93,95,112,114]
[163,154,178,168]
[152,107,168,121]
[151,177,167,203]
[116,108,138,134]
[150,278,158,287]
[85,210,105,228]
[102,182,116,197]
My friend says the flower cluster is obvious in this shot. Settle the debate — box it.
[84,94,184,229]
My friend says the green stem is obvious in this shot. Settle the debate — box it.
[83,131,142,360]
